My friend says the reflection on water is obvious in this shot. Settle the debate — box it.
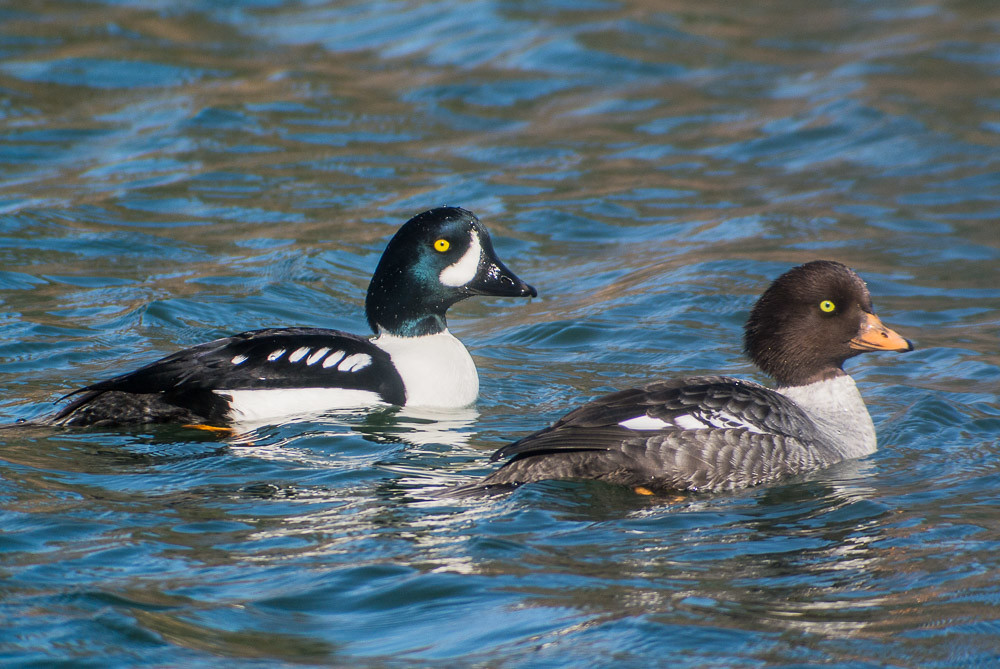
[228,405,479,445]
[0,0,998,666]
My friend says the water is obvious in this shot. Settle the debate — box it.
[1,0,998,665]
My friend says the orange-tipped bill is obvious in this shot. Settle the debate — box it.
[850,312,913,352]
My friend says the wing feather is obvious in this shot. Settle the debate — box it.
[55,328,407,425]
[485,376,829,493]
[491,376,818,463]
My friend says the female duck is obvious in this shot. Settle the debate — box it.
[51,207,536,427]
[476,260,912,494]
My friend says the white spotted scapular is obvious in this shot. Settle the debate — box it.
[50,207,536,427]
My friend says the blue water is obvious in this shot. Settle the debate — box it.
[1,0,999,665]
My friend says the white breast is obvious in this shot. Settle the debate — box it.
[777,374,876,459]
[373,330,479,408]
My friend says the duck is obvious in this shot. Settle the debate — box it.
[49,207,536,427]
[472,260,912,495]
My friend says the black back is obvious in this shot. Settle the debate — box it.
[54,328,406,425]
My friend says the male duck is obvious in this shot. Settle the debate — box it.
[50,207,536,427]
[474,260,912,494]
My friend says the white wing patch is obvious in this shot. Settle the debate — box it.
[674,414,709,430]
[259,346,369,371]
[439,229,481,287]
[306,347,331,366]
[337,353,372,372]
[619,411,766,434]
[321,350,346,368]
[694,411,766,433]
[230,354,249,365]
[618,415,673,430]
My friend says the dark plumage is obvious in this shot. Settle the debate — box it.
[52,328,404,427]
[470,260,913,495]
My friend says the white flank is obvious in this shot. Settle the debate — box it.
[306,347,331,366]
[267,348,286,362]
[230,354,249,365]
[288,346,310,363]
[322,350,346,368]
[337,353,372,372]
[219,388,384,422]
[619,415,673,430]
[439,229,481,287]
[373,330,478,407]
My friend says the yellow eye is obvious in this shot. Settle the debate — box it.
[820,300,836,313]
[433,238,450,252]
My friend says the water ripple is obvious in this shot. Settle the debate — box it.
[0,0,998,666]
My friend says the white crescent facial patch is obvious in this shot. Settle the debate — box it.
[439,229,482,287]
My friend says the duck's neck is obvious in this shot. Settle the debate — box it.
[374,314,447,338]
[776,374,877,459]
[365,277,450,337]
